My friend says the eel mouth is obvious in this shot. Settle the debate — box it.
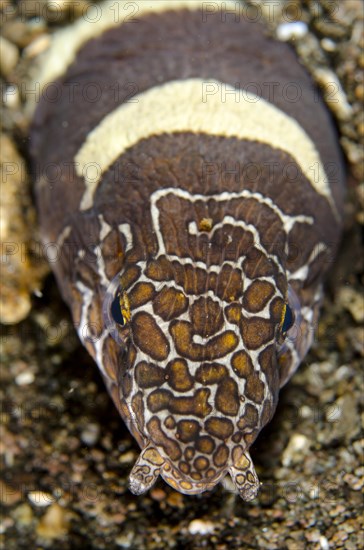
[159,464,227,496]
[128,443,260,501]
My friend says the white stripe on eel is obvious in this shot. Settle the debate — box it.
[74,78,337,217]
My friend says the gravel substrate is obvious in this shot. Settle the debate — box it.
[1,1,363,549]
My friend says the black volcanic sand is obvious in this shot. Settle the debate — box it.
[1,1,363,549]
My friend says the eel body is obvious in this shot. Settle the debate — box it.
[31,1,345,500]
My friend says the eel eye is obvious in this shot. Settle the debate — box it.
[111,293,125,326]
[278,286,302,356]
[102,273,131,345]
[281,303,295,335]
[111,291,129,326]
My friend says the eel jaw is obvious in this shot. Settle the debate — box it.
[128,444,260,501]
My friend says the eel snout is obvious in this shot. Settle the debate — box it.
[128,443,260,501]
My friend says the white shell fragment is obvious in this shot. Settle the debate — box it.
[276,21,308,41]
[188,519,216,535]
[28,491,55,507]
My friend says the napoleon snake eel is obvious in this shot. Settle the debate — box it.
[30,0,345,501]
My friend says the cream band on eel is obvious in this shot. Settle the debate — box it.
[74,78,334,214]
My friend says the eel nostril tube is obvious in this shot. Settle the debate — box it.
[229,449,260,502]
[129,444,165,495]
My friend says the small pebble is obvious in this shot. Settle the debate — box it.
[337,287,364,323]
[115,532,134,548]
[3,85,20,109]
[188,519,216,535]
[343,472,364,491]
[12,503,33,526]
[325,402,341,423]
[327,394,360,443]
[23,33,51,58]
[0,517,14,534]
[306,530,321,543]
[319,535,330,550]
[166,490,184,508]
[321,37,337,52]
[15,371,35,386]
[329,504,346,518]
[36,503,69,539]
[0,36,19,77]
[118,450,136,464]
[276,21,308,41]
[354,83,364,101]
[314,68,353,120]
[80,423,100,446]
[352,439,363,456]
[299,405,313,419]
[150,488,166,502]
[333,364,354,384]
[2,18,47,48]
[282,434,310,466]
[28,491,55,507]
